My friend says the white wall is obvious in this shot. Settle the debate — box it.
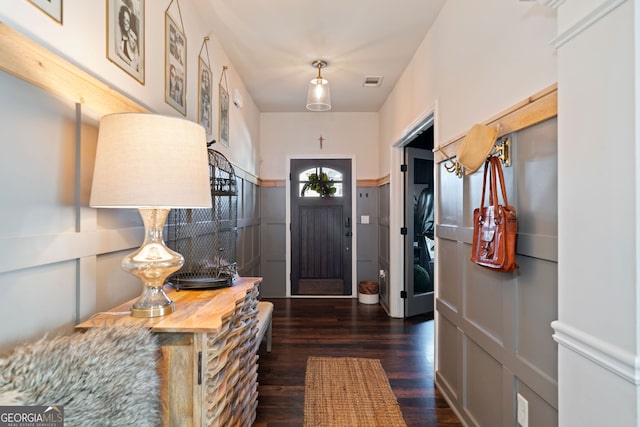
[0,0,260,175]
[259,112,379,179]
[379,0,557,175]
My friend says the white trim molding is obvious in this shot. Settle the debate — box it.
[551,0,628,49]
[544,0,565,8]
[552,320,640,385]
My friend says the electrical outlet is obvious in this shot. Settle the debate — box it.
[517,393,528,427]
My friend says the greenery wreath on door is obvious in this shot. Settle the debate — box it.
[300,171,336,197]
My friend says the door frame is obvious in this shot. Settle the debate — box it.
[285,154,357,297]
[389,105,438,318]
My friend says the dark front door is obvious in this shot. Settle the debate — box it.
[291,158,352,295]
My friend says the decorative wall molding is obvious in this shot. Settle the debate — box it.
[258,179,286,187]
[551,0,628,49]
[257,178,390,187]
[0,228,142,274]
[541,0,565,8]
[376,175,390,186]
[552,320,640,385]
[357,179,379,187]
[521,0,563,6]
[233,164,259,185]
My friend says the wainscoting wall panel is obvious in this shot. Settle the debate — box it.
[377,183,390,312]
[435,117,558,426]
[237,176,261,277]
[258,183,383,298]
[356,187,379,284]
[0,70,142,353]
[259,186,287,297]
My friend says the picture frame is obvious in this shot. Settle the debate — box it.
[198,57,213,140]
[219,83,229,147]
[165,13,187,115]
[28,0,63,24]
[106,0,144,84]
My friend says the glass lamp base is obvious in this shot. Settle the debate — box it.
[131,301,175,318]
[124,208,184,318]
[130,282,177,318]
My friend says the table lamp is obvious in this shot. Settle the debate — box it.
[90,113,212,317]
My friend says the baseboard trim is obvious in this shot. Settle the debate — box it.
[434,373,472,427]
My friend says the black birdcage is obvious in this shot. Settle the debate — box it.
[166,149,238,289]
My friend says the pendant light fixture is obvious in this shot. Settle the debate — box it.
[306,60,331,111]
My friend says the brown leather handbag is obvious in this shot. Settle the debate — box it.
[471,157,519,272]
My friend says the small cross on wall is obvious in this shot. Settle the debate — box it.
[318,135,325,149]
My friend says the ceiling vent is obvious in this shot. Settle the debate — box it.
[362,76,384,87]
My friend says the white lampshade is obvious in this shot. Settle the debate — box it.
[90,113,213,318]
[90,113,212,209]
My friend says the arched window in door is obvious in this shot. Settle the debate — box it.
[298,166,344,198]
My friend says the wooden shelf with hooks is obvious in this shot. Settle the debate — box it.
[434,84,557,165]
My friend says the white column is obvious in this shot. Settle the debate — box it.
[551,0,640,425]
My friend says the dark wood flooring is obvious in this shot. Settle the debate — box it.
[253,298,463,427]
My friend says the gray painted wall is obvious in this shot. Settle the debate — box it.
[378,183,391,312]
[259,185,381,297]
[236,177,261,278]
[259,186,287,297]
[356,188,379,285]
[435,118,558,426]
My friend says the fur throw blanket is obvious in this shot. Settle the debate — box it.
[0,325,161,427]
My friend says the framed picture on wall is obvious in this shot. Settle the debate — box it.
[219,83,229,147]
[106,0,144,84]
[165,13,186,115]
[198,58,213,140]
[28,0,63,24]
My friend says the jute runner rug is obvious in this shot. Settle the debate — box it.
[303,357,407,427]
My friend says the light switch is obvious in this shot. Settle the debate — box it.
[361,215,369,224]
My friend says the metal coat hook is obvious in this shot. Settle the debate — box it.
[492,137,511,167]
[437,135,511,178]
[435,145,463,178]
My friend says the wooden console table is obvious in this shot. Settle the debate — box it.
[77,277,262,427]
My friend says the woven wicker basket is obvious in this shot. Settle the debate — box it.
[358,280,379,295]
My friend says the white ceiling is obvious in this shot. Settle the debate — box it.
[193,0,447,113]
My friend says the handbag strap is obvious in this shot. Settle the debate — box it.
[479,158,492,215]
[479,157,511,215]
[489,156,499,210]
[490,157,509,206]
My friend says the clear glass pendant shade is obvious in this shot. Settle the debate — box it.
[306,61,331,111]
[306,77,331,111]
